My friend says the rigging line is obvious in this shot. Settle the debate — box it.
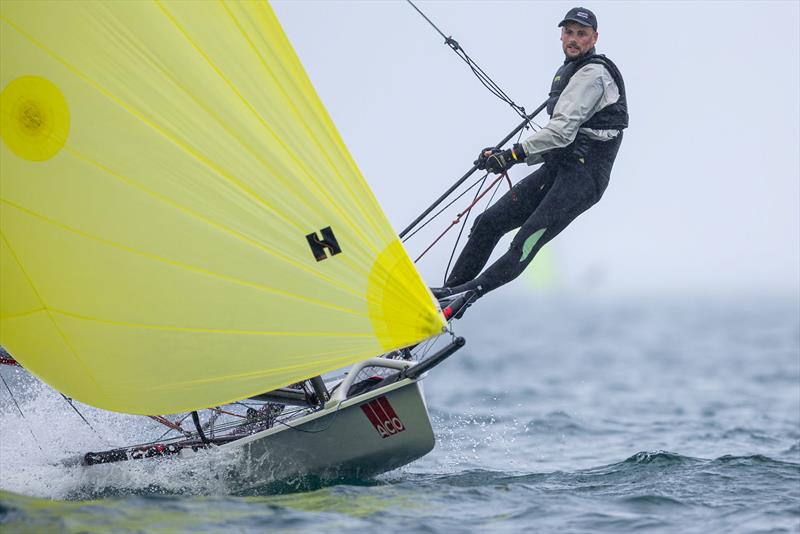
[442,174,489,283]
[154,412,194,441]
[200,405,306,436]
[414,171,508,263]
[481,169,507,214]
[399,99,548,239]
[0,372,44,452]
[443,170,503,283]
[212,407,246,419]
[60,394,109,446]
[151,415,192,440]
[414,336,439,362]
[154,425,176,443]
[402,173,487,243]
[405,0,532,124]
[443,167,509,283]
[461,53,519,109]
[405,0,513,105]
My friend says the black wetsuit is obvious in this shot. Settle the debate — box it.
[443,52,628,298]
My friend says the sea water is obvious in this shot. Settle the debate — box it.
[1,294,798,533]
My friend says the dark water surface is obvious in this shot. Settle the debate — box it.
[1,294,798,533]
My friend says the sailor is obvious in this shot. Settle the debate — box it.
[432,7,628,308]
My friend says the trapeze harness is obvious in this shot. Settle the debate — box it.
[442,50,629,298]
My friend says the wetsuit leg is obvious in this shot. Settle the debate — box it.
[444,165,555,287]
[447,158,602,296]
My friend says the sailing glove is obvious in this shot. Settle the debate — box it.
[474,147,496,170]
[477,144,526,174]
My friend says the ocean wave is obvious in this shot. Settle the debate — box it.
[719,427,778,443]
[525,411,592,435]
[619,450,699,466]
[618,494,689,507]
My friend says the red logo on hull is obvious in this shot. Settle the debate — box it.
[361,396,406,438]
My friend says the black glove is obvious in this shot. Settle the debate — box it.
[479,144,526,174]
[474,147,496,170]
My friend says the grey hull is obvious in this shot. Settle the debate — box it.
[221,376,434,489]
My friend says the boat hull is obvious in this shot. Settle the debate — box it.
[221,377,434,489]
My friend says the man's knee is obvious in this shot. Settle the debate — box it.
[468,211,497,239]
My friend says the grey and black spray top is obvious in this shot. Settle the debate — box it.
[546,47,629,130]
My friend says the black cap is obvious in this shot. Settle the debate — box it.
[558,7,597,31]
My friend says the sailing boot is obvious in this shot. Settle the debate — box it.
[430,286,454,300]
[440,290,477,320]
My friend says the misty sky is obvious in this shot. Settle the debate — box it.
[272,1,799,297]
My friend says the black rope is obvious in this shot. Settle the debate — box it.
[406,0,532,125]
[0,371,43,452]
[442,168,508,283]
[60,394,109,445]
[417,332,449,362]
[482,169,507,211]
[398,100,548,240]
[442,175,487,283]
[154,412,192,442]
[402,172,488,243]
[444,169,503,282]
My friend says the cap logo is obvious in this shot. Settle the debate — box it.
[577,12,589,18]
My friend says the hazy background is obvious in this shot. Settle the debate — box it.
[275,0,798,299]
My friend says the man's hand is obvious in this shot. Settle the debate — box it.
[474,147,497,170]
[475,144,526,174]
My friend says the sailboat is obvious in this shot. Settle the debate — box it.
[0,1,469,486]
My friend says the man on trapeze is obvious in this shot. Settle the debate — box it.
[431,7,628,312]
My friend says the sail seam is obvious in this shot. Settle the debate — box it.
[0,13,306,235]
[1,8,408,302]
[220,0,385,254]
[220,1,390,248]
[0,308,47,321]
[149,0,380,264]
[0,231,110,401]
[1,199,365,316]
[46,307,374,336]
[60,144,368,301]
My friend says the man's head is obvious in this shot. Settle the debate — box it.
[558,7,598,59]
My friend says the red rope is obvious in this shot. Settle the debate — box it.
[148,415,185,433]
[213,407,245,419]
[0,356,20,367]
[414,171,514,263]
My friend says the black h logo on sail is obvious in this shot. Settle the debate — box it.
[306,226,342,262]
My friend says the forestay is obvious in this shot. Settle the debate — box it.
[0,1,445,415]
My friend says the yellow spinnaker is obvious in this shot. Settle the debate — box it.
[0,1,445,414]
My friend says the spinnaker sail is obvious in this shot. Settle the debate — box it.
[0,1,445,415]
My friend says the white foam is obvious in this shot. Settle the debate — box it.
[0,369,243,499]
